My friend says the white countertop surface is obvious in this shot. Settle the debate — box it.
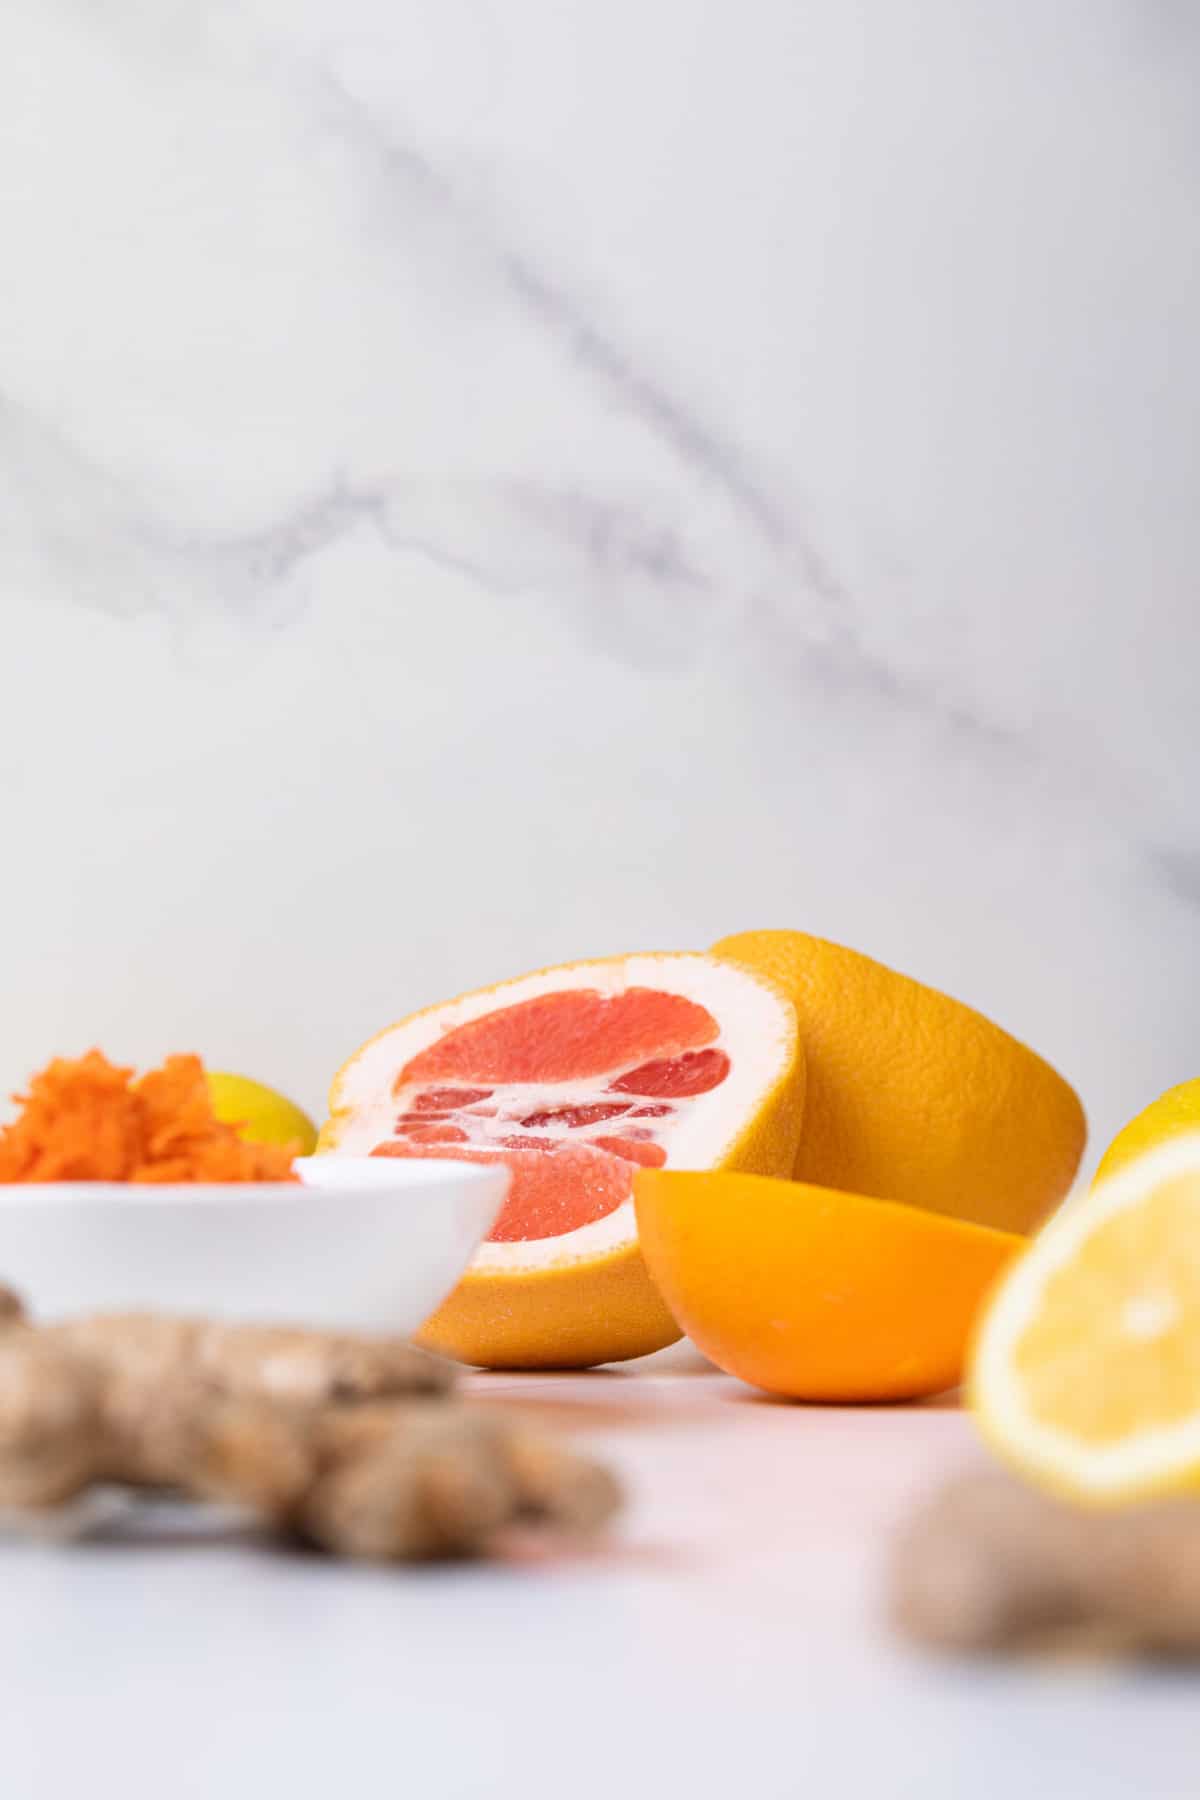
[5,1353,1198,1799]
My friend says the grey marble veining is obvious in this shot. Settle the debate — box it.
[3,0,1198,1151]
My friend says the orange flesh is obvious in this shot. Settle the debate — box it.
[371,986,730,1242]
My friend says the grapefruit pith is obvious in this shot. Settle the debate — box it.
[319,952,804,1368]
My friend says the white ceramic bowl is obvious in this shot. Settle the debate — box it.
[0,1157,508,1331]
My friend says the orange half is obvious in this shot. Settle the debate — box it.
[635,1168,1024,1401]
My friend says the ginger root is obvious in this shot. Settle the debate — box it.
[0,1295,622,1560]
[49,1312,454,1410]
[0,1335,106,1509]
[890,1468,1200,1657]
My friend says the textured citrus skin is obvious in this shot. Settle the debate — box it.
[320,952,805,1370]
[415,1239,682,1370]
[206,1072,318,1155]
[713,929,1086,1236]
[635,1168,1023,1401]
[1093,1079,1200,1186]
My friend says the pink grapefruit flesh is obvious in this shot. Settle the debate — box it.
[397,987,718,1086]
[321,951,806,1370]
[372,984,731,1244]
[373,1138,634,1241]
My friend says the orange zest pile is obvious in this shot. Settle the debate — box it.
[0,1051,299,1184]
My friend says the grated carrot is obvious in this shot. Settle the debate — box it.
[0,1050,299,1183]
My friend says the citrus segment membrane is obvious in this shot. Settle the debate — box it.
[374,986,730,1243]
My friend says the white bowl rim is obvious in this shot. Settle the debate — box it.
[0,1157,506,1207]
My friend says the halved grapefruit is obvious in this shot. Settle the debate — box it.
[318,953,804,1368]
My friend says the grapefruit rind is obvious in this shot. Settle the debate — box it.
[712,927,1087,1236]
[415,1239,682,1371]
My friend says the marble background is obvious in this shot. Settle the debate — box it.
[2,0,1197,1159]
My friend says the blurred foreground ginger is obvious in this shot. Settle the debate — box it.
[891,1468,1200,1658]
[0,1287,621,1561]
